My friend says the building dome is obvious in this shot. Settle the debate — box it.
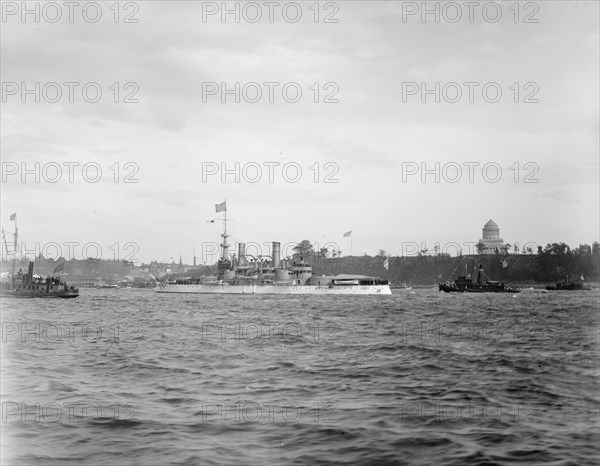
[478,219,504,254]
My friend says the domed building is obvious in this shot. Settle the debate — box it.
[477,219,505,254]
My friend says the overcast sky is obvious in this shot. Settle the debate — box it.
[1,1,598,264]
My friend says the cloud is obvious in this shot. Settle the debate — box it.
[1,1,597,261]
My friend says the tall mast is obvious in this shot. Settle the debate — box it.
[220,200,229,261]
[1,228,7,262]
[12,215,18,275]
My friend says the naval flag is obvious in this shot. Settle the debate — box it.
[215,201,227,213]
[9,212,16,221]
[498,259,508,268]
[383,257,389,270]
[53,262,65,274]
[343,231,352,237]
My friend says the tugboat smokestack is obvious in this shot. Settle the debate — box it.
[27,261,34,284]
[272,242,280,269]
[238,243,246,265]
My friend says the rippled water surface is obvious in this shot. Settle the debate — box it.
[1,288,599,465]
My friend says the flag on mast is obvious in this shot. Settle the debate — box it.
[383,257,389,270]
[215,201,226,213]
[53,262,65,274]
[9,213,16,221]
[343,231,352,237]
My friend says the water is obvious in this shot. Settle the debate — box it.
[1,288,599,465]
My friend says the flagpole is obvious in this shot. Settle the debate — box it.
[14,215,18,257]
[1,228,7,263]
[218,200,229,262]
[12,214,18,274]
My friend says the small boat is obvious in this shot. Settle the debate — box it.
[439,263,519,293]
[1,262,79,298]
[1,216,78,298]
[96,282,119,289]
[546,275,590,291]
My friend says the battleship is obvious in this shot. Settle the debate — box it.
[156,203,391,295]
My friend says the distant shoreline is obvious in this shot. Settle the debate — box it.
[400,283,600,289]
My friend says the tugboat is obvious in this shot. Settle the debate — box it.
[1,213,79,298]
[439,263,519,293]
[1,261,79,298]
[96,281,119,289]
[546,275,590,291]
[155,202,391,295]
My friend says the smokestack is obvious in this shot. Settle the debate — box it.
[238,243,246,265]
[272,242,281,269]
[27,261,34,284]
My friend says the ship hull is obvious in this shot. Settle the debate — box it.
[155,283,392,295]
[545,284,589,291]
[439,283,519,293]
[0,290,79,298]
[465,287,519,293]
